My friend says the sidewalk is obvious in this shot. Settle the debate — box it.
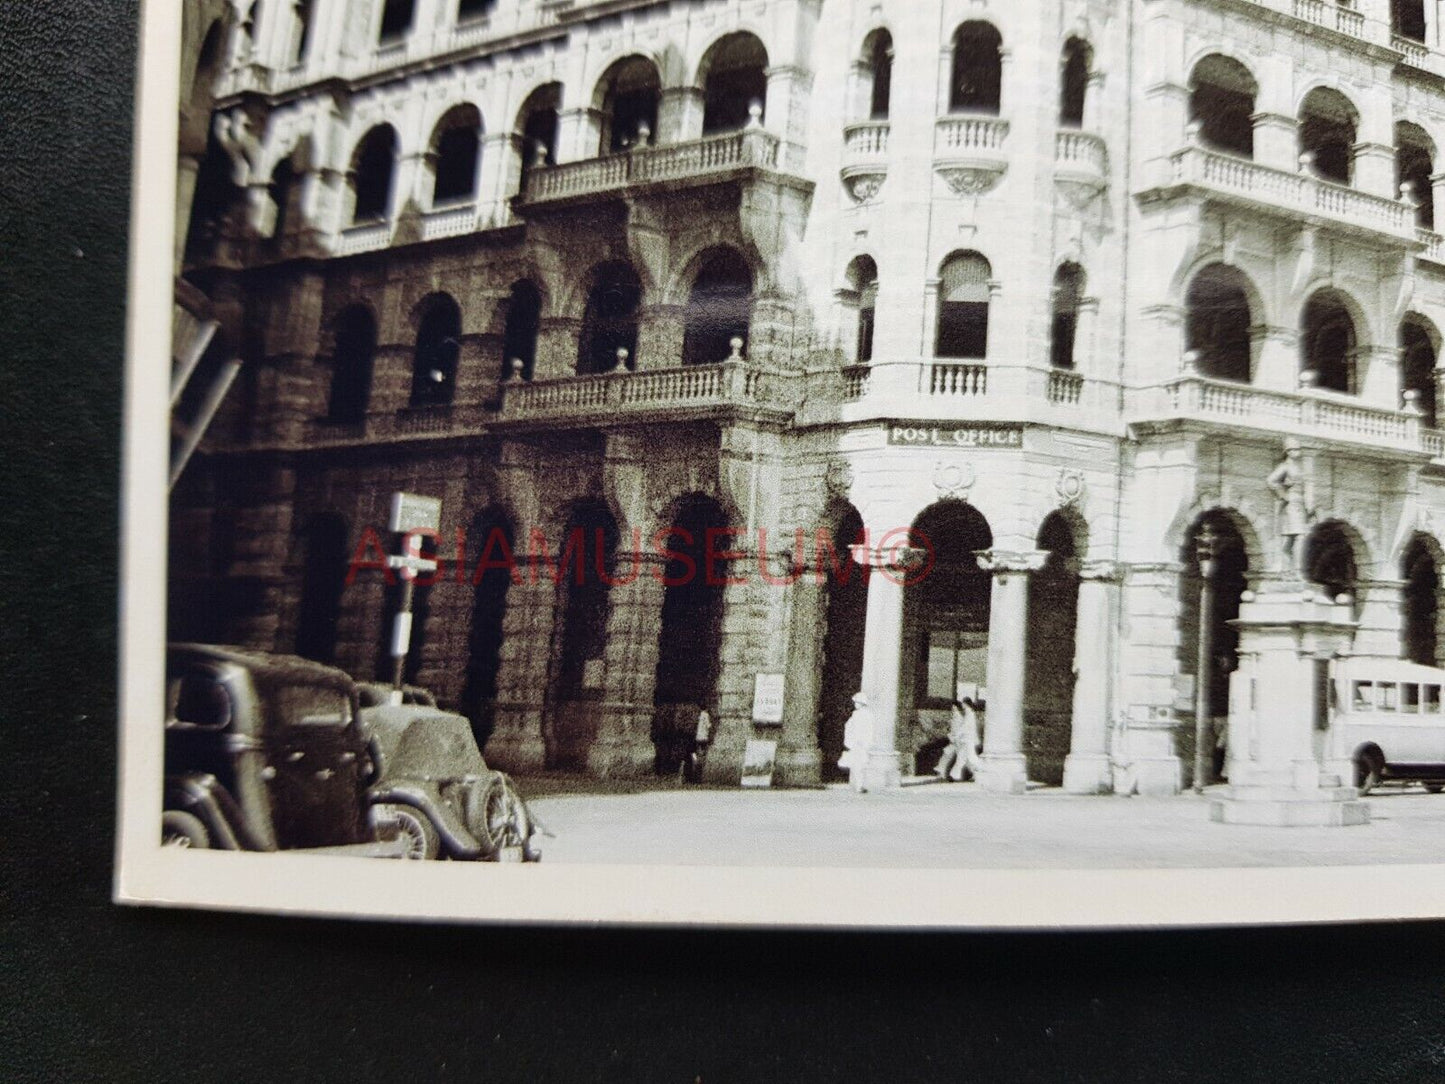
[521,778,1445,868]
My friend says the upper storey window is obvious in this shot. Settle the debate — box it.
[597,56,661,154]
[846,255,879,364]
[1059,39,1090,128]
[1301,291,1358,394]
[517,83,561,193]
[1188,55,1256,159]
[863,30,893,120]
[457,0,494,23]
[701,32,769,134]
[378,0,415,46]
[1397,123,1435,230]
[1050,263,1085,370]
[949,22,1002,115]
[1186,264,1254,383]
[1299,88,1358,186]
[351,125,398,222]
[1401,318,1439,426]
[431,105,482,205]
[502,280,542,382]
[936,251,992,359]
[327,305,377,423]
[578,262,643,374]
[410,294,462,408]
[1392,0,1427,41]
[683,249,754,365]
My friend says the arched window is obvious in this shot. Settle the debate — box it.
[430,105,482,205]
[516,83,561,194]
[1188,55,1257,158]
[502,280,542,381]
[846,255,879,365]
[863,30,893,120]
[936,251,992,359]
[351,125,397,223]
[1401,318,1438,427]
[378,0,414,45]
[1301,291,1358,394]
[578,262,642,374]
[327,305,376,422]
[701,32,769,134]
[288,0,313,66]
[596,56,661,154]
[949,22,1002,115]
[457,0,494,23]
[186,123,244,259]
[683,249,754,366]
[410,294,462,408]
[1392,0,1427,41]
[1402,536,1439,666]
[1397,123,1435,230]
[1059,39,1090,128]
[1299,87,1358,186]
[1186,264,1254,383]
[1305,521,1359,601]
[1050,263,1085,370]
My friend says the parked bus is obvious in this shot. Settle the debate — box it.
[1332,659,1445,794]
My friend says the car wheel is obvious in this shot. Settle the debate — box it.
[161,810,210,849]
[1424,783,1444,794]
[467,775,528,858]
[372,803,439,860]
[1354,752,1383,796]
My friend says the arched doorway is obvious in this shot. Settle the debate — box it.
[547,501,619,769]
[817,505,867,781]
[652,495,730,775]
[682,248,753,366]
[700,32,768,134]
[460,510,514,751]
[295,513,349,665]
[1025,512,1081,786]
[1177,511,1250,787]
[1305,520,1360,602]
[903,501,992,775]
[1402,535,1440,667]
[578,261,642,373]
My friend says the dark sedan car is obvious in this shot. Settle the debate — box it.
[162,644,402,857]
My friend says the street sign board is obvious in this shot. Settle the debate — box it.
[751,673,785,725]
[389,491,442,534]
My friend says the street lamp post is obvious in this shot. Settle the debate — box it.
[1193,522,1220,795]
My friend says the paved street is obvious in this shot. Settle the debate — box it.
[522,778,1445,868]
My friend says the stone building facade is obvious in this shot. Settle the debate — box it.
[172,0,1445,795]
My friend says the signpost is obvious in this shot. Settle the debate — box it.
[385,492,441,705]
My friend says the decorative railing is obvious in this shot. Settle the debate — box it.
[1392,33,1430,64]
[927,362,988,397]
[1418,228,1445,264]
[843,121,890,160]
[333,221,393,256]
[1293,0,1364,36]
[1047,370,1085,405]
[934,116,1010,155]
[1424,429,1445,458]
[1138,374,1423,450]
[840,365,871,402]
[1167,145,1414,239]
[524,129,782,203]
[421,204,482,241]
[500,361,787,419]
[1055,131,1107,177]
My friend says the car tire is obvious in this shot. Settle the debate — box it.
[161,810,210,849]
[372,803,439,860]
[467,775,527,858]
[1424,783,1443,794]
[1354,751,1383,796]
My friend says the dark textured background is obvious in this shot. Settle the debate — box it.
[3,3,1445,1080]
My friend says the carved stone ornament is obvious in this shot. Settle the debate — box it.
[1056,467,1086,507]
[843,170,886,204]
[824,457,855,497]
[936,163,1006,196]
[933,460,977,501]
[1055,177,1104,210]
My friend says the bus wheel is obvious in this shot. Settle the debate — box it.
[1354,752,1382,796]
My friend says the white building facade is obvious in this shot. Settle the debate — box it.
[172,0,1445,797]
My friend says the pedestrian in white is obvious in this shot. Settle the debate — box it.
[840,692,874,792]
[936,685,985,781]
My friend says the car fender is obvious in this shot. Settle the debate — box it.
[164,774,259,851]
[369,780,484,860]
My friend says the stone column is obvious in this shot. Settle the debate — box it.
[478,132,521,225]
[1250,112,1298,173]
[636,305,686,370]
[592,554,667,778]
[1063,560,1120,794]
[1352,142,1398,201]
[849,544,924,790]
[1074,297,1100,376]
[1431,172,1445,231]
[556,107,604,164]
[975,549,1049,793]
[658,86,704,144]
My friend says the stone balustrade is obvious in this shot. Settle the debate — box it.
[843,121,890,161]
[934,116,1011,155]
[523,129,782,204]
[421,204,483,241]
[1055,130,1107,178]
[500,361,789,421]
[1418,228,1445,265]
[1166,145,1415,241]
[333,221,393,256]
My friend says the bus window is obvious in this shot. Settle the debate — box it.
[1427,685,1442,713]
[1353,681,1373,710]
[1378,683,1399,711]
[1403,682,1421,712]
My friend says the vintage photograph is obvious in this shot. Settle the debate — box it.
[118,0,1445,924]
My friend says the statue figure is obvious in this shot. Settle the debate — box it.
[1267,440,1313,578]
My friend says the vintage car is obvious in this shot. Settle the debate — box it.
[361,702,542,862]
[162,644,402,856]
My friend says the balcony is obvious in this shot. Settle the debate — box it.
[496,361,796,425]
[1055,130,1108,205]
[838,360,1120,433]
[1292,0,1365,36]
[1419,228,1445,266]
[1128,373,1444,459]
[933,116,1011,196]
[1148,145,1416,244]
[841,121,890,203]
[521,129,782,207]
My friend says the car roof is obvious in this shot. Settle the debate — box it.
[168,643,356,692]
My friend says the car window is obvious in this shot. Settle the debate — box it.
[1428,685,1442,714]
[169,673,233,730]
[1352,681,1372,711]
[271,683,353,729]
[1403,683,1421,713]
[1378,683,1398,712]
